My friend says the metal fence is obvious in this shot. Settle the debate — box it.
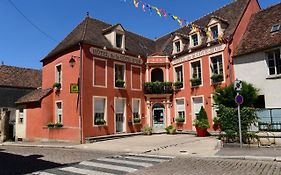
[257,108,281,132]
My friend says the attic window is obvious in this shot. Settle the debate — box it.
[191,34,199,47]
[271,24,280,33]
[116,33,123,48]
[211,25,219,40]
[175,41,181,53]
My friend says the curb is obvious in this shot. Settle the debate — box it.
[0,143,75,149]
[202,155,281,162]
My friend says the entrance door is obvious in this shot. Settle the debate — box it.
[153,108,165,130]
[192,97,204,130]
[115,98,125,133]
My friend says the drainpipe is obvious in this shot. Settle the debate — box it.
[227,36,233,84]
[79,42,83,144]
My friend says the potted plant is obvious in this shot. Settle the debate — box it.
[211,74,223,84]
[165,125,176,134]
[174,81,183,90]
[55,122,63,128]
[47,122,55,128]
[115,79,125,88]
[190,78,201,87]
[213,117,221,131]
[133,114,141,124]
[141,125,153,135]
[95,118,106,125]
[193,107,210,137]
[53,82,61,91]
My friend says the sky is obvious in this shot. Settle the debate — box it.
[0,0,280,69]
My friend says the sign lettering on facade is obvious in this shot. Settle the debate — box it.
[90,47,143,65]
[70,84,79,93]
[172,44,226,65]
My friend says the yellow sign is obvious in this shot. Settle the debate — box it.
[70,84,79,93]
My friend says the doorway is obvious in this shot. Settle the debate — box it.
[115,98,126,133]
[152,103,165,130]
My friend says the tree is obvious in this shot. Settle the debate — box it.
[213,81,259,108]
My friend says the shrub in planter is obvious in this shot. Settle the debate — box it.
[165,125,176,134]
[53,82,61,90]
[190,78,201,87]
[193,107,210,137]
[95,118,106,125]
[115,79,125,88]
[174,81,183,90]
[175,116,185,124]
[47,122,55,128]
[141,125,153,135]
[211,74,223,84]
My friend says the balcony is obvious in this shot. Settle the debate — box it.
[144,81,173,95]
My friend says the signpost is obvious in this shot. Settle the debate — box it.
[234,79,243,148]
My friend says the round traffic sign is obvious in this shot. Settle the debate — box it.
[235,94,244,105]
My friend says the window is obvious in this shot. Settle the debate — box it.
[116,33,123,48]
[193,97,203,119]
[271,24,280,33]
[211,55,224,75]
[175,41,181,53]
[115,64,125,87]
[267,49,281,75]
[176,99,185,119]
[56,101,62,123]
[55,64,62,84]
[191,61,202,80]
[211,25,219,40]
[132,99,141,120]
[18,108,24,124]
[175,66,183,82]
[191,34,199,47]
[94,97,106,125]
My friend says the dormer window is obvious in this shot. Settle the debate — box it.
[175,41,181,53]
[191,34,199,47]
[211,25,219,40]
[271,24,280,33]
[172,36,184,54]
[116,33,123,48]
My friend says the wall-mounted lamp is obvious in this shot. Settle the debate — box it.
[69,55,80,68]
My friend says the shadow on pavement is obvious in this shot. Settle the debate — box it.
[0,150,62,175]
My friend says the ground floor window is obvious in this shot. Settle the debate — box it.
[192,97,203,119]
[93,97,106,125]
[18,108,24,124]
[132,99,141,121]
[176,99,185,120]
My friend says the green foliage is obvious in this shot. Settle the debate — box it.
[142,125,153,135]
[165,125,176,134]
[174,81,183,89]
[47,122,55,128]
[213,81,259,108]
[133,117,141,124]
[55,122,63,128]
[193,107,210,129]
[115,79,125,87]
[175,116,185,123]
[95,118,106,125]
[144,81,173,94]
[211,74,223,84]
[190,78,201,87]
[53,82,61,89]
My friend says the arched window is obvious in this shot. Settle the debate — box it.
[151,68,164,82]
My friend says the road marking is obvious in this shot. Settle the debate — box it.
[125,153,174,159]
[33,172,57,175]
[97,157,153,167]
[80,161,137,172]
[120,156,167,162]
[60,166,116,175]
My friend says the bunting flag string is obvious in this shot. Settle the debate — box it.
[121,0,230,44]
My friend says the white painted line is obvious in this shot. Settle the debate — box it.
[60,166,116,175]
[121,156,167,162]
[33,172,56,175]
[80,161,137,173]
[98,158,153,167]
[126,153,175,159]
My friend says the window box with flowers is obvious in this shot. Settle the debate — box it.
[53,82,61,91]
[211,74,223,84]
[115,79,125,88]
[47,122,63,129]
[190,78,201,87]
[133,113,141,124]
[174,81,183,90]
[95,118,106,126]
[175,116,185,124]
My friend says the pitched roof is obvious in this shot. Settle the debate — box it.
[42,17,155,61]
[0,65,42,89]
[155,0,251,56]
[15,88,52,104]
[234,2,281,57]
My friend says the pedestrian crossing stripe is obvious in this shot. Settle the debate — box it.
[33,153,174,175]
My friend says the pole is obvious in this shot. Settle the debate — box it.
[237,92,242,148]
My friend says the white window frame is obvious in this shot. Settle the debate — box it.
[266,48,281,76]
[114,62,126,89]
[210,94,218,122]
[174,97,186,124]
[132,98,141,124]
[114,31,125,49]
[55,63,62,90]
[131,65,142,91]
[191,95,205,130]
[55,101,63,124]
[93,96,107,127]
[207,20,224,42]
[114,97,127,133]
[174,64,184,89]
[191,33,199,47]
[209,52,225,85]
[190,59,203,87]
[93,58,107,88]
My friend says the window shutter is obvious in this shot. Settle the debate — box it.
[95,98,105,113]
[116,99,125,113]
[133,100,140,113]
[176,99,185,112]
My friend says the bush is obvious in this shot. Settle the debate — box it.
[213,117,221,131]
[115,79,125,87]
[193,107,210,129]
[165,125,176,134]
[142,125,153,135]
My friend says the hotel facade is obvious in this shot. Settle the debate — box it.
[15,0,261,143]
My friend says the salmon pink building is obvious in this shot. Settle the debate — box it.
[16,0,261,143]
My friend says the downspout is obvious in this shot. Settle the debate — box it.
[227,36,233,84]
[79,42,83,144]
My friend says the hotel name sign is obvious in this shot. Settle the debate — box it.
[90,47,143,65]
[172,44,226,65]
